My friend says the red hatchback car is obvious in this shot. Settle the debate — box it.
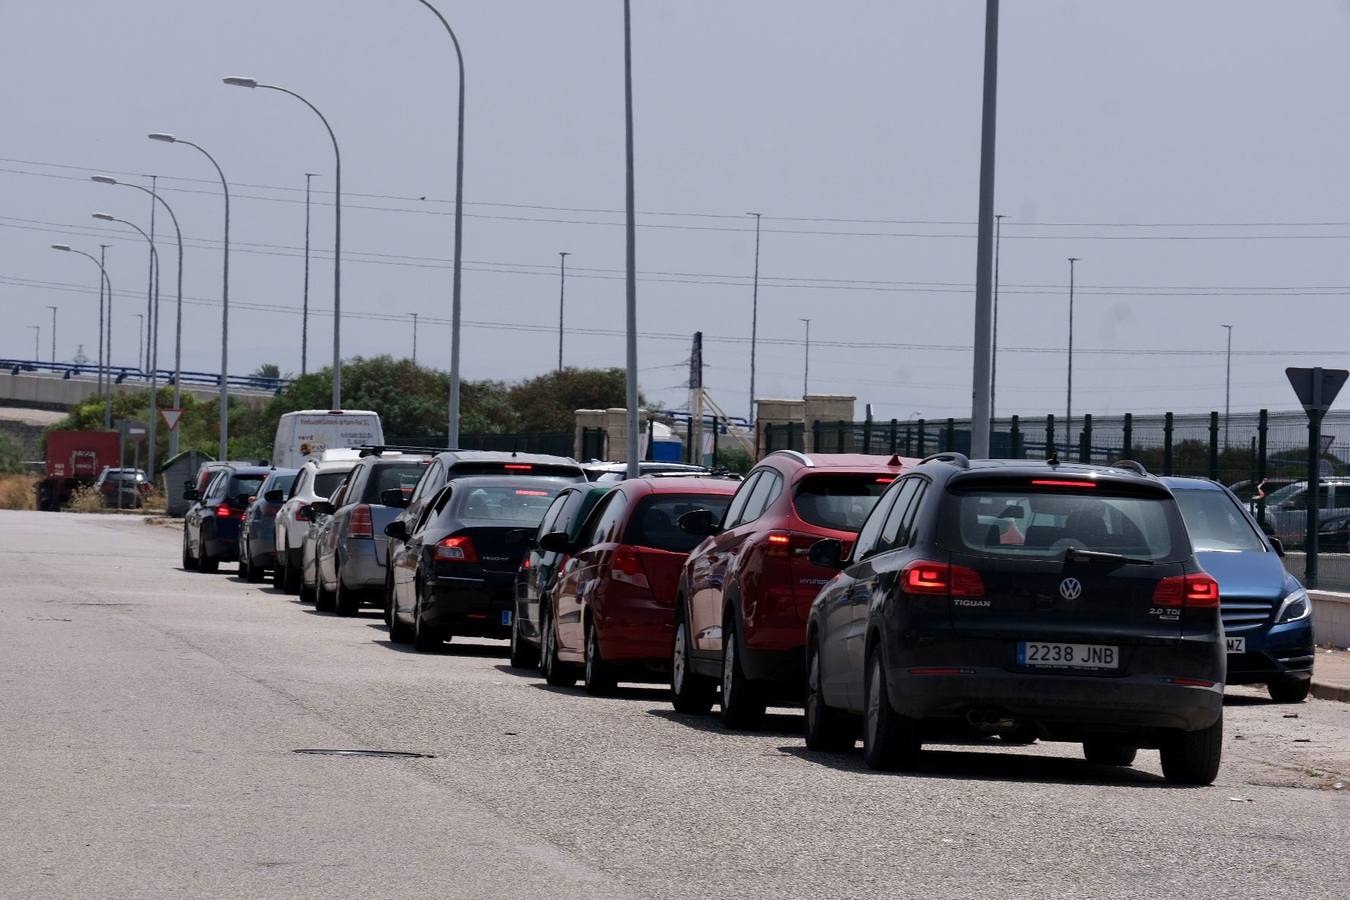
[671,451,915,726]
[539,476,739,695]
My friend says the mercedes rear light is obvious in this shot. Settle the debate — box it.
[901,561,985,598]
[1152,573,1220,608]
[349,504,373,539]
[435,535,479,563]
[610,545,650,588]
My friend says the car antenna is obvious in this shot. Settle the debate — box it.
[887,454,903,468]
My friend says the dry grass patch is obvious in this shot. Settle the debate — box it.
[66,485,105,513]
[0,474,36,510]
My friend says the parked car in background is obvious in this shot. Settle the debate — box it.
[387,476,570,651]
[511,482,616,668]
[803,456,1225,785]
[310,453,431,615]
[1227,477,1296,512]
[383,451,587,623]
[272,457,359,593]
[181,464,271,573]
[94,467,150,509]
[238,467,298,583]
[1260,477,1350,543]
[672,451,912,726]
[271,409,384,468]
[301,478,351,605]
[582,461,713,482]
[540,476,739,693]
[1166,476,1314,702]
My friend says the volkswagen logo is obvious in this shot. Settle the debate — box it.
[1059,577,1083,600]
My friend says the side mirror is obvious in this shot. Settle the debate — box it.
[384,520,408,541]
[678,508,721,537]
[309,500,335,517]
[1269,537,1285,557]
[539,531,573,554]
[182,488,200,502]
[807,538,845,570]
[264,489,285,504]
[381,487,410,509]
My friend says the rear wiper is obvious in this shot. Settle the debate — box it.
[1064,547,1153,566]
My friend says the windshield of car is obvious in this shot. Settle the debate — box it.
[363,463,429,502]
[624,493,734,553]
[793,474,891,532]
[228,475,266,499]
[313,471,349,499]
[1173,489,1266,552]
[262,470,297,499]
[452,484,564,523]
[946,486,1184,561]
[104,470,145,483]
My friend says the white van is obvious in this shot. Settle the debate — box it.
[272,410,385,468]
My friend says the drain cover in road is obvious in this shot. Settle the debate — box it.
[293,748,435,759]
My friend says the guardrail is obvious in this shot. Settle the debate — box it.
[0,358,289,394]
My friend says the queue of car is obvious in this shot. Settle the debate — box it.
[177,445,1317,788]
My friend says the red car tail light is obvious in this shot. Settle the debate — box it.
[435,535,479,563]
[504,463,533,471]
[348,504,373,539]
[1030,479,1098,489]
[766,531,792,557]
[901,561,985,598]
[610,544,650,588]
[1152,573,1220,608]
[213,504,238,521]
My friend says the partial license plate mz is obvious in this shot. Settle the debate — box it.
[1226,636,1246,654]
[1018,641,1118,670]
[500,610,512,626]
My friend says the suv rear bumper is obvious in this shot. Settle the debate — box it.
[425,577,513,639]
[340,539,385,592]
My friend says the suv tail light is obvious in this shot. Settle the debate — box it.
[435,535,479,563]
[348,504,373,539]
[214,504,239,521]
[1152,573,1220,608]
[901,561,985,598]
[611,544,650,588]
[766,531,792,557]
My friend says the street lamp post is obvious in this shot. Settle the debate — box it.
[1066,256,1079,459]
[991,213,1004,424]
[557,251,569,372]
[1222,323,1233,450]
[800,318,811,396]
[50,244,113,428]
[410,0,467,449]
[747,211,761,424]
[149,133,230,461]
[410,312,419,365]
[224,77,342,410]
[94,175,186,456]
[133,314,144,372]
[46,306,56,363]
[28,326,40,360]
[969,0,1000,460]
[302,172,317,376]
[96,212,161,477]
[622,0,640,478]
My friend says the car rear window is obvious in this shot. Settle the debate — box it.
[625,493,734,553]
[793,474,891,532]
[363,463,429,502]
[448,462,583,480]
[453,484,564,523]
[946,485,1182,561]
[1173,489,1265,552]
[313,471,348,498]
[228,475,266,499]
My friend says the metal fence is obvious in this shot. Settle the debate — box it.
[384,431,574,457]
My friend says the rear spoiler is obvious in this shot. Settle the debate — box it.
[356,444,443,458]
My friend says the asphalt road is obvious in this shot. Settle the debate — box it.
[1,512,1347,899]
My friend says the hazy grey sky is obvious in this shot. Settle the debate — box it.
[5,1,1350,422]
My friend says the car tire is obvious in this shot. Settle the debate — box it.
[197,534,219,574]
[181,531,194,571]
[583,620,618,696]
[314,571,334,612]
[509,610,540,670]
[804,635,855,752]
[412,583,442,652]
[1267,678,1311,704]
[541,604,577,688]
[283,554,302,594]
[670,605,715,715]
[272,552,285,589]
[243,543,264,583]
[383,569,396,629]
[862,647,922,771]
[388,588,412,644]
[719,614,766,730]
[1082,741,1138,767]
[237,542,252,582]
[1159,712,1223,786]
[996,723,1039,746]
[334,570,361,617]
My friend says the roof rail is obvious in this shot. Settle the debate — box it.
[767,450,813,467]
[355,444,443,458]
[1108,459,1149,476]
[920,451,970,469]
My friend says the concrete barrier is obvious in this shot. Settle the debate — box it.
[1311,592,1350,649]
[0,372,272,412]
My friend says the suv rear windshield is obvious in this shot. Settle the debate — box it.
[362,463,428,502]
[946,485,1184,561]
[625,493,734,553]
[448,462,582,479]
[453,484,564,523]
[228,475,266,499]
[793,474,891,532]
[1173,489,1265,552]
[314,471,348,498]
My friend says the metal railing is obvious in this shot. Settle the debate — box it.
[0,358,288,394]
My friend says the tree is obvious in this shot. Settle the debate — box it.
[506,368,636,432]
[253,362,282,380]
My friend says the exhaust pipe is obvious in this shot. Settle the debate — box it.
[966,709,1018,731]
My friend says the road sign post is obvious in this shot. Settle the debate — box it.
[1285,366,1348,589]
[161,408,183,431]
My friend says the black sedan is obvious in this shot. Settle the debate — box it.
[182,465,271,573]
[387,476,569,652]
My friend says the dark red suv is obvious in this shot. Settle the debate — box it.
[539,476,739,695]
[671,451,914,726]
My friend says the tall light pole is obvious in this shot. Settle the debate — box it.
[28,326,40,360]
[224,77,342,410]
[410,312,419,365]
[149,133,230,461]
[747,211,761,424]
[800,318,811,396]
[1066,256,1079,459]
[46,306,57,363]
[969,0,1000,460]
[133,314,144,371]
[101,244,112,426]
[50,244,113,427]
[93,175,186,457]
[302,172,317,376]
[622,0,640,478]
[557,251,569,372]
[1225,323,1236,450]
[410,0,467,449]
[991,212,1004,424]
[95,212,160,478]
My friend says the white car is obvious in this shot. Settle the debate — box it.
[272,457,357,593]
